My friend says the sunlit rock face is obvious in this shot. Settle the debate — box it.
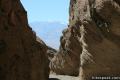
[0,0,49,80]
[50,0,120,79]
[49,26,82,76]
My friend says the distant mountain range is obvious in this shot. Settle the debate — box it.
[30,21,67,49]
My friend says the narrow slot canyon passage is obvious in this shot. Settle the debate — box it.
[0,0,120,80]
[21,0,70,50]
[21,0,120,80]
[21,0,80,80]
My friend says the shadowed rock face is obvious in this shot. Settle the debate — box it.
[50,0,120,79]
[0,0,49,80]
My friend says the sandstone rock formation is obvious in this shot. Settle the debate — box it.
[50,27,82,76]
[50,0,120,79]
[47,46,57,61]
[37,36,57,61]
[78,0,120,80]
[0,0,49,80]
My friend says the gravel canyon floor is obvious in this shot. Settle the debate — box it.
[49,74,79,80]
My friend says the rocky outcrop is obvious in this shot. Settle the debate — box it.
[37,36,57,61]
[50,0,120,79]
[0,0,49,80]
[47,46,57,61]
[78,0,120,80]
[50,27,82,76]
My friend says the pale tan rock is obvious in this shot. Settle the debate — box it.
[50,0,120,80]
[69,0,120,80]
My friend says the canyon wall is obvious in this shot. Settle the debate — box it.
[0,0,49,80]
[50,27,82,76]
[50,0,120,79]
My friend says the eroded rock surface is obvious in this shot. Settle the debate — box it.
[50,25,82,76]
[50,0,120,79]
[0,0,49,80]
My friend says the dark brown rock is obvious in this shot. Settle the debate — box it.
[0,0,49,80]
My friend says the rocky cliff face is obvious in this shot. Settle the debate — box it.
[50,27,82,76]
[0,0,49,80]
[50,0,120,79]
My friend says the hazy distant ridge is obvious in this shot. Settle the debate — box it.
[30,21,67,49]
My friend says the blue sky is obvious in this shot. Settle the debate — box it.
[20,0,70,49]
[21,0,70,24]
